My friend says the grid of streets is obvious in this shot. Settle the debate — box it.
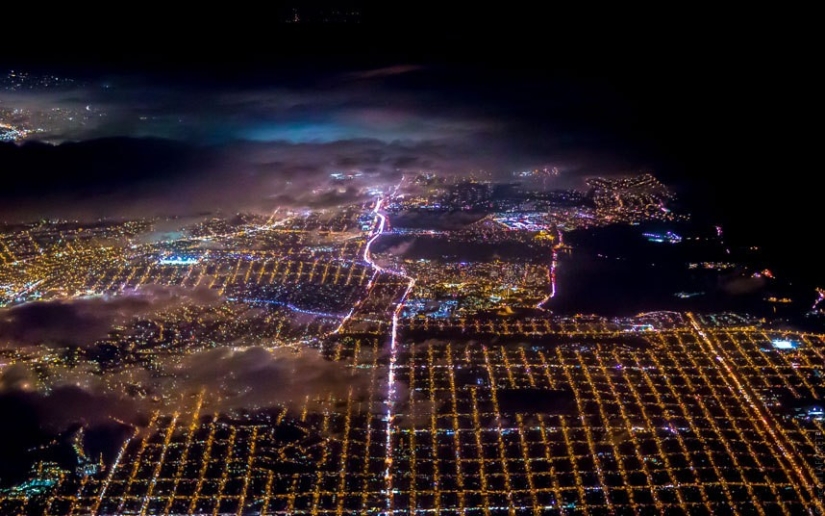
[1,176,824,515]
[3,322,825,514]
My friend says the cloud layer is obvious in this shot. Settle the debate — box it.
[0,285,220,348]
[0,66,661,221]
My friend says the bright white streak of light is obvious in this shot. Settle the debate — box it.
[354,181,414,515]
[331,198,386,335]
[363,199,387,270]
[537,231,563,309]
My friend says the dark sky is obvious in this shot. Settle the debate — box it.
[0,1,821,481]
[0,3,819,277]
[1,2,821,488]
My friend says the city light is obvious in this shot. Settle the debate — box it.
[0,171,821,515]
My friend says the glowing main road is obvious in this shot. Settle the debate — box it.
[356,185,415,515]
[364,199,387,269]
[330,199,388,335]
[687,312,823,515]
[537,231,562,309]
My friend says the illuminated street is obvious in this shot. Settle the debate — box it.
[0,10,820,515]
[4,312,825,514]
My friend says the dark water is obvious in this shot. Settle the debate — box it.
[389,210,487,230]
[0,393,51,487]
[544,224,807,317]
[373,234,549,262]
[374,222,812,318]
[0,391,135,488]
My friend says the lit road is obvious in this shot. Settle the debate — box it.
[686,312,823,515]
[536,230,562,309]
[356,182,416,515]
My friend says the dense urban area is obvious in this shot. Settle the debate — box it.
[2,169,824,515]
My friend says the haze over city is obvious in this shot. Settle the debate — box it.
[0,4,821,515]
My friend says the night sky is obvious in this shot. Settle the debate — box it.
[1,3,823,505]
[1,3,818,280]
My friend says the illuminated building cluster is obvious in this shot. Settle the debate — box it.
[2,173,823,514]
[399,260,553,316]
[4,317,825,514]
[0,122,33,142]
[587,174,686,225]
